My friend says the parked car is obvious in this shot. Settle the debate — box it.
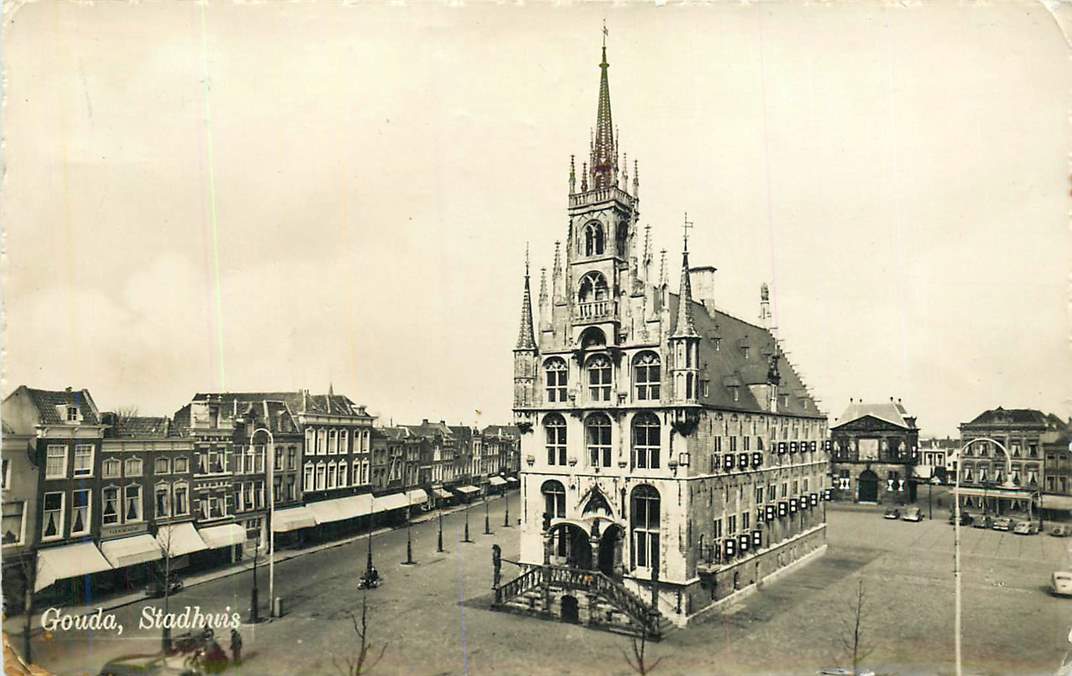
[1013,521,1039,535]
[948,511,973,526]
[145,572,183,598]
[1053,571,1072,597]
[972,515,994,529]
[883,508,901,520]
[1051,525,1071,537]
[902,507,923,522]
[98,653,199,675]
[992,517,1014,531]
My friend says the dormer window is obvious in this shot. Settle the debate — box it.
[66,406,79,422]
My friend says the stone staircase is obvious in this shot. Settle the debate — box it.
[494,564,671,640]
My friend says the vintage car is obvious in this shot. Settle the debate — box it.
[883,508,901,520]
[145,572,184,598]
[992,517,1014,531]
[1012,521,1039,535]
[902,507,923,522]
[1053,571,1072,597]
[972,515,994,529]
[948,511,973,526]
[1050,524,1071,537]
[98,653,200,675]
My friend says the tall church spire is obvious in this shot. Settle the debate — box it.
[591,25,616,190]
[515,247,537,350]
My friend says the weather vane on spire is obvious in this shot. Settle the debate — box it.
[525,241,530,276]
[683,212,694,252]
[602,19,608,48]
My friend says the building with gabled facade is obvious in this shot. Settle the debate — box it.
[829,398,920,504]
[502,39,830,633]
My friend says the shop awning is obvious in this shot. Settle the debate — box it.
[954,487,1033,500]
[1039,495,1072,510]
[100,534,164,569]
[36,542,113,592]
[506,476,519,484]
[455,485,481,495]
[272,506,317,533]
[157,523,208,556]
[307,495,374,524]
[374,493,411,513]
[489,476,508,487]
[433,488,452,500]
[198,523,246,549]
[406,489,429,504]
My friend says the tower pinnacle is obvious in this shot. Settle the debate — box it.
[591,27,616,190]
[673,217,698,338]
[515,247,536,351]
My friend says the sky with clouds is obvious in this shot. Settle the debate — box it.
[3,1,1069,436]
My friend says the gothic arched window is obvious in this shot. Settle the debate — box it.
[586,413,612,468]
[578,272,609,304]
[630,484,660,570]
[587,355,612,402]
[632,412,661,469]
[544,414,567,466]
[584,221,605,257]
[633,351,661,401]
[544,358,568,403]
[541,479,566,519]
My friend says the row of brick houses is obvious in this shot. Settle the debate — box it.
[0,385,519,610]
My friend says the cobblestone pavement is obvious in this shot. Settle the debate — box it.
[14,502,1072,675]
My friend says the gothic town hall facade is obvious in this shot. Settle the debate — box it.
[502,42,831,633]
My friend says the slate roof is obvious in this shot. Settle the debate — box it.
[833,401,915,430]
[16,386,100,425]
[667,293,823,418]
[103,415,172,438]
[189,391,374,421]
[482,424,520,439]
[401,420,454,440]
[963,407,1053,428]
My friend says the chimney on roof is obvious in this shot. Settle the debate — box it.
[890,397,894,402]
[65,386,73,392]
[689,266,717,314]
[422,419,429,425]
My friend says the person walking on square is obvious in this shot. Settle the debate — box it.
[230,627,243,666]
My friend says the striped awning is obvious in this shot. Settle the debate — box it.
[36,542,113,592]
[156,522,208,556]
[406,489,429,504]
[100,534,164,568]
[198,523,246,549]
[272,506,317,532]
[505,476,519,484]
[373,493,410,513]
[489,476,508,487]
[433,488,452,500]
[455,485,481,495]
[1039,494,1072,510]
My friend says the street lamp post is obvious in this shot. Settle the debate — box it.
[403,493,415,565]
[249,540,260,624]
[366,501,375,577]
[250,427,277,618]
[437,503,444,553]
[483,493,492,535]
[503,488,511,528]
[462,498,473,543]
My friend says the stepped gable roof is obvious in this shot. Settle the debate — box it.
[668,294,822,418]
[833,402,914,430]
[20,386,100,425]
[963,407,1051,428]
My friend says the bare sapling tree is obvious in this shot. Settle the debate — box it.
[333,592,387,676]
[16,548,37,665]
[622,619,663,675]
[839,578,873,675]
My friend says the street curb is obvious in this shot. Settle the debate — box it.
[6,492,514,631]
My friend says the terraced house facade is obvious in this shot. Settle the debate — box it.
[505,40,830,633]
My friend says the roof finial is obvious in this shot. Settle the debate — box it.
[673,228,698,338]
[633,158,639,198]
[643,224,652,266]
[622,151,628,192]
[581,161,589,192]
[602,18,608,50]
[683,211,694,253]
[525,241,530,277]
[659,248,668,287]
[591,26,615,190]
[569,155,576,194]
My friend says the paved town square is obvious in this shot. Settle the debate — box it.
[16,501,1070,675]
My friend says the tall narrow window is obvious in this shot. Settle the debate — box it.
[339,460,349,487]
[102,458,121,479]
[630,485,660,570]
[315,462,326,490]
[46,445,67,479]
[155,457,171,475]
[102,487,120,525]
[42,492,64,539]
[303,465,314,492]
[544,414,567,466]
[2,502,25,545]
[541,480,566,519]
[71,489,91,536]
[155,484,171,518]
[328,430,338,454]
[586,413,612,468]
[124,485,143,522]
[73,445,94,477]
[634,352,661,401]
[587,355,612,401]
[632,413,661,469]
[174,484,189,515]
[583,221,605,256]
[125,457,143,477]
[544,358,568,403]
